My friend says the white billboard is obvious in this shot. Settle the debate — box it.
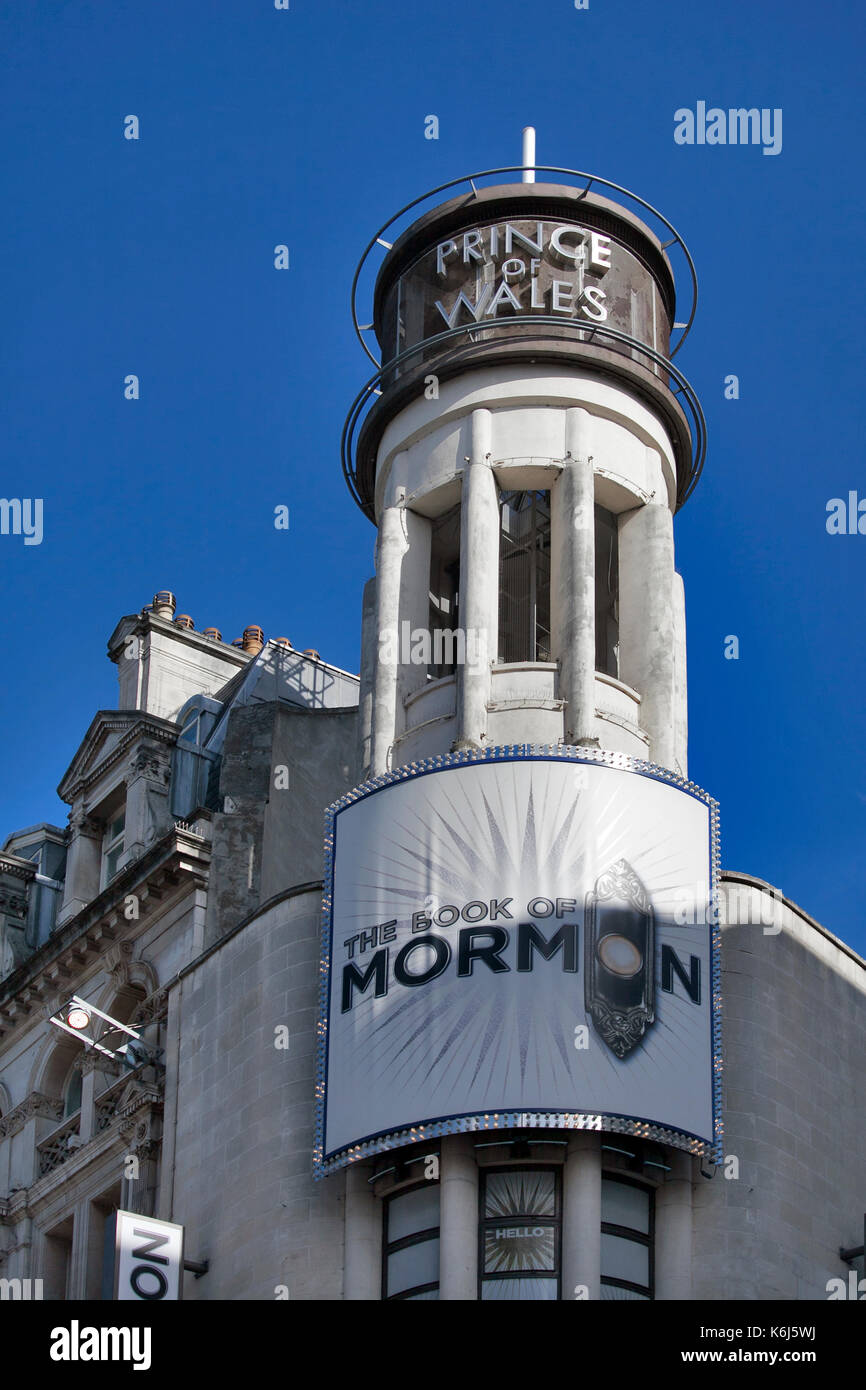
[314,749,721,1175]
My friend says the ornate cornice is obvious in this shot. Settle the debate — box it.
[0,1091,63,1141]
[0,855,38,883]
[0,830,209,1035]
[58,712,181,805]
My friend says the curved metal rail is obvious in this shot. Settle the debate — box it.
[350,165,699,369]
[341,316,707,519]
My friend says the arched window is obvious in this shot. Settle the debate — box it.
[63,1067,83,1118]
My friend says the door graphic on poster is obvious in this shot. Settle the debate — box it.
[585,859,655,1059]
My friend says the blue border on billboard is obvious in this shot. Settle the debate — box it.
[313,744,723,1178]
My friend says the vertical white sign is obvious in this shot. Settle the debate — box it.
[114,1210,184,1301]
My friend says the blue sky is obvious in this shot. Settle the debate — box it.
[1,0,864,953]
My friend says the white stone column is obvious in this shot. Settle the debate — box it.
[77,1054,100,1145]
[121,744,172,866]
[357,577,377,778]
[672,571,688,778]
[57,809,102,925]
[67,1201,91,1299]
[439,1135,478,1299]
[83,1201,109,1299]
[396,510,433,727]
[618,500,677,769]
[455,410,498,750]
[654,1150,693,1299]
[370,482,408,776]
[563,1131,602,1299]
[344,1161,382,1299]
[553,408,596,746]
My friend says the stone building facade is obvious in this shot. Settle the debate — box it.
[0,161,863,1302]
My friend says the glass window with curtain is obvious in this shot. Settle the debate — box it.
[499,491,551,664]
[600,1175,654,1299]
[479,1168,561,1300]
[383,1181,440,1300]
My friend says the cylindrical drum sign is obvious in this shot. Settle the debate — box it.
[314,749,721,1176]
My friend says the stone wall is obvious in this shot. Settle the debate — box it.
[693,875,866,1300]
[164,888,344,1301]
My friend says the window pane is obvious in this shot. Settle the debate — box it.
[387,1237,439,1298]
[428,504,461,679]
[601,1179,650,1234]
[499,491,551,663]
[595,505,619,677]
[64,1071,82,1117]
[601,1281,650,1300]
[484,1223,556,1273]
[484,1170,555,1219]
[481,1277,558,1300]
[403,1288,439,1300]
[601,1232,649,1287]
[387,1185,440,1244]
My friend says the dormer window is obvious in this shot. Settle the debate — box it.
[102,810,126,887]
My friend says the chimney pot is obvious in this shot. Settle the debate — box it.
[152,590,176,619]
[203,626,222,641]
[242,625,265,655]
[174,614,195,630]
[303,648,321,661]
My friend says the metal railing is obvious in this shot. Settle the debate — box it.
[350,164,699,367]
[341,317,707,517]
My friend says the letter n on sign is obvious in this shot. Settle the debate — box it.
[114,1210,185,1300]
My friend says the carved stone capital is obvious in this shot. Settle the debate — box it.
[104,940,134,987]
[69,809,102,839]
[0,888,28,920]
[80,1049,123,1079]
[125,747,171,786]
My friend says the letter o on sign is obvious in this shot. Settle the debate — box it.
[394,935,451,987]
[527,896,554,918]
[130,1264,169,1300]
